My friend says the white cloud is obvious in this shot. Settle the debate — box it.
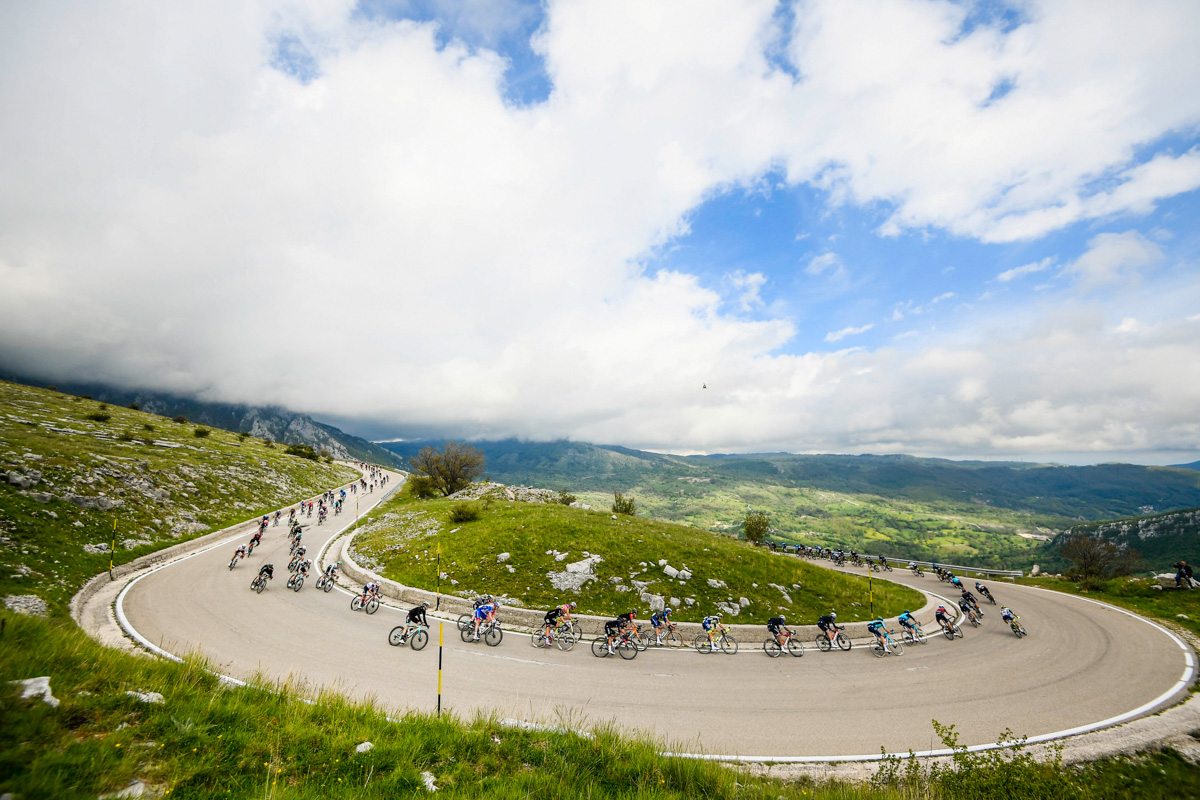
[1065,231,1163,289]
[725,269,768,311]
[996,257,1055,282]
[1114,317,1140,333]
[0,0,1199,461]
[805,251,845,278]
[825,323,874,343]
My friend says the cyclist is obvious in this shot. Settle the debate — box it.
[934,604,955,633]
[961,588,982,616]
[396,602,430,644]
[975,581,994,603]
[650,607,673,644]
[866,617,891,652]
[249,528,263,548]
[603,617,623,654]
[230,543,248,566]
[701,613,722,647]
[273,510,281,526]
[472,599,498,640]
[958,595,979,624]
[766,615,792,647]
[816,611,839,644]
[617,610,637,638]
[324,560,341,580]
[360,581,380,606]
[542,602,575,644]
[1000,606,1019,626]
[879,555,889,570]
[290,544,307,567]
[291,532,302,551]
[949,574,964,590]
[296,558,312,579]
[257,563,274,582]
[897,609,918,634]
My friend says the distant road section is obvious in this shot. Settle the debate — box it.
[118,474,1192,758]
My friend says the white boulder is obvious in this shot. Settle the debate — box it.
[496,553,511,563]
[10,676,59,707]
[663,565,679,578]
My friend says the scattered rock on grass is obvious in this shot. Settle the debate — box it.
[4,594,48,616]
[421,771,438,792]
[10,676,59,707]
[126,690,164,704]
[355,741,374,753]
[496,552,510,563]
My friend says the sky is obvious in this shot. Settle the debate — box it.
[1,0,1199,465]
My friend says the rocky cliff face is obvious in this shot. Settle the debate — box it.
[1057,507,1200,569]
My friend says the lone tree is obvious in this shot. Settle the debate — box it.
[743,510,770,544]
[1059,535,1140,589]
[611,491,636,516]
[410,441,486,497]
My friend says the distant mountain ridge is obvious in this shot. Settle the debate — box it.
[0,376,402,468]
[1056,507,1200,570]
[1173,461,1200,471]
[379,439,1200,522]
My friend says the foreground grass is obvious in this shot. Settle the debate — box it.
[0,380,358,615]
[4,611,1200,799]
[353,488,923,623]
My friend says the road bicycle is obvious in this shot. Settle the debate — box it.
[286,572,306,592]
[351,592,380,614]
[694,624,738,654]
[591,631,638,660]
[250,574,269,593]
[531,621,577,652]
[247,539,259,556]
[763,629,805,658]
[228,554,243,571]
[939,620,964,640]
[909,565,924,577]
[648,622,684,649]
[462,618,503,646]
[979,589,996,605]
[288,553,304,572]
[814,626,852,652]
[900,622,927,645]
[1008,618,1027,638]
[290,538,303,555]
[314,572,336,593]
[963,608,981,627]
[871,628,904,657]
[389,624,429,651]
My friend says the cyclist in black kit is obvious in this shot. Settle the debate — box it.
[396,602,430,644]
[258,563,274,580]
[816,612,839,644]
[766,615,792,647]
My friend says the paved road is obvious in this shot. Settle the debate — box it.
[121,475,1192,758]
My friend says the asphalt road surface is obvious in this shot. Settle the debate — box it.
[120,476,1192,758]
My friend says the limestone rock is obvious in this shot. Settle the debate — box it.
[645,594,666,613]
[10,676,59,707]
[706,578,726,589]
[715,601,741,616]
[99,779,149,799]
[615,584,630,593]
[684,597,696,606]
[84,543,111,554]
[669,597,681,607]
[355,741,374,753]
[421,771,438,792]
[1030,564,1041,577]
[663,565,679,578]
[658,559,668,566]
[739,597,750,607]
[678,569,692,580]
[126,690,164,704]
[4,594,48,616]
[496,552,511,563]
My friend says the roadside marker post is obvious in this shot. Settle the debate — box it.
[435,542,442,611]
[109,520,117,580]
[437,622,444,715]
[869,569,874,617]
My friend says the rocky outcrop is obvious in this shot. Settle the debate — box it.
[4,594,48,616]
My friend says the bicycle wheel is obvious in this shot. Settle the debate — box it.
[591,637,610,658]
[720,636,738,655]
[954,624,964,639]
[366,597,379,615]
[322,577,333,593]
[873,642,886,658]
[292,576,304,592]
[786,638,804,657]
[914,627,927,644]
[632,630,649,652]
[835,632,851,651]
[891,640,904,656]
[815,634,831,652]
[941,624,955,641]
[351,596,363,611]
[531,631,548,648]
[461,625,474,643]
[388,626,406,646]
[484,626,502,647]
[694,634,713,654]
[764,638,782,658]
[411,630,428,651]
[557,633,576,652]
[286,575,296,590]
[664,630,683,649]
[456,614,471,632]
[968,614,979,628]
[617,639,637,660]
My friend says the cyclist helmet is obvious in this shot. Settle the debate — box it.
[663,608,672,616]
[778,616,785,624]
[422,601,430,608]
[630,610,637,618]
[830,611,837,620]
[570,602,577,609]
[337,560,342,566]
[903,610,910,615]
[874,617,883,625]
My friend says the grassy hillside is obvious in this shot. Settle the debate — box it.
[350,484,923,623]
[0,380,358,615]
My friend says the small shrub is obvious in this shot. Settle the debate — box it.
[45,385,57,392]
[143,423,154,432]
[172,415,187,424]
[98,403,108,410]
[85,412,111,423]
[407,476,439,499]
[237,431,250,441]
[142,437,155,446]
[556,490,578,506]
[285,443,318,460]
[448,502,481,523]
[193,428,211,438]
[128,402,140,410]
[612,491,636,516]
[117,431,134,442]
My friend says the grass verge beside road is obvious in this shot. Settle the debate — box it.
[352,489,924,623]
